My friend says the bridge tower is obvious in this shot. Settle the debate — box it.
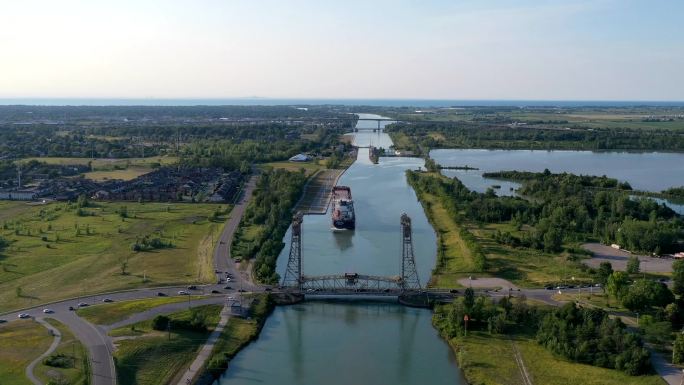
[400,213,421,291]
[282,212,304,290]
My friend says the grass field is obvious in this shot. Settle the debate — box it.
[262,160,326,176]
[76,296,208,325]
[111,305,221,385]
[82,166,153,181]
[451,331,665,385]
[411,173,592,288]
[0,201,227,313]
[35,318,88,385]
[18,156,179,169]
[0,320,53,385]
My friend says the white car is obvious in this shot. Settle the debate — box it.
[18,313,30,319]
[78,302,88,307]
[178,290,189,295]
[42,309,53,314]
[227,296,235,300]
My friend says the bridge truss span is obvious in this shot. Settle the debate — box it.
[281,212,422,295]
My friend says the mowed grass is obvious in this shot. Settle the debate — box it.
[262,160,326,176]
[452,332,665,385]
[0,320,53,385]
[413,187,475,288]
[111,305,222,385]
[0,201,227,312]
[82,166,152,181]
[35,318,88,385]
[17,156,179,169]
[76,296,207,325]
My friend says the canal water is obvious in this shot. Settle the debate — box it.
[215,114,465,385]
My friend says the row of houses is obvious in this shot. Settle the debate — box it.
[0,166,244,203]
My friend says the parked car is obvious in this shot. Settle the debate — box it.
[265,288,273,292]
[157,292,167,297]
[42,309,53,314]
[102,298,113,303]
[78,302,88,307]
[449,289,459,293]
[18,313,30,319]
[178,290,189,295]
[227,296,235,300]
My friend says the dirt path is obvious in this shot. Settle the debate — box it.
[510,339,533,385]
[26,318,62,385]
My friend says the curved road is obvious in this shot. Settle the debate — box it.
[26,318,62,385]
[0,175,260,385]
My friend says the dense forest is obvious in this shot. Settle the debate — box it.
[407,170,682,254]
[387,121,684,153]
[231,168,307,284]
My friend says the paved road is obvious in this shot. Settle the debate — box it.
[174,300,235,385]
[582,243,674,273]
[26,318,62,385]
[214,176,258,291]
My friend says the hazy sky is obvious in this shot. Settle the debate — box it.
[1,0,683,100]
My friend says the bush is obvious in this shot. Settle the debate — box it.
[43,353,74,368]
[207,356,229,379]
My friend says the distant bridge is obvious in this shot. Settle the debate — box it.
[281,213,434,304]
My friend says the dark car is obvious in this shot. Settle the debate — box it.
[211,290,220,294]
[187,285,198,290]
[545,286,553,290]
[0,319,7,324]
[102,298,113,303]
[265,288,272,292]
[238,289,246,293]
[68,306,75,311]
[157,292,167,297]
[449,289,459,294]
[224,286,232,290]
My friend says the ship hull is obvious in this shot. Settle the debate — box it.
[332,219,355,230]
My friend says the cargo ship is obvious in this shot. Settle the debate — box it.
[331,186,355,230]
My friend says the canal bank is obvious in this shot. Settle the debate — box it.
[212,114,466,384]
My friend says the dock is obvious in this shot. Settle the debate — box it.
[295,169,345,214]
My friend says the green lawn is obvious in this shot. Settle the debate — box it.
[82,166,153,181]
[452,332,665,385]
[0,201,227,312]
[76,296,208,325]
[17,156,179,169]
[35,319,89,385]
[262,160,326,176]
[111,305,222,385]
[0,320,53,385]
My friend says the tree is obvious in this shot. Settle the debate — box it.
[606,271,629,302]
[76,194,89,208]
[463,287,475,312]
[597,262,614,285]
[622,279,674,312]
[626,256,640,275]
[673,259,684,295]
[119,257,129,275]
[674,334,684,364]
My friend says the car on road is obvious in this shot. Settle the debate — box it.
[68,306,75,311]
[545,286,553,290]
[214,269,221,274]
[238,289,246,293]
[102,298,113,303]
[18,313,30,319]
[265,288,272,292]
[42,308,54,314]
[0,319,6,324]
[449,289,459,293]
[187,285,197,290]
[224,285,232,290]
[178,290,189,295]
[211,290,220,294]
[226,278,232,282]
[157,292,167,297]
[78,302,89,307]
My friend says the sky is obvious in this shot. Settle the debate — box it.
[1,0,683,101]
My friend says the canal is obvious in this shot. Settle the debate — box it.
[215,114,466,384]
